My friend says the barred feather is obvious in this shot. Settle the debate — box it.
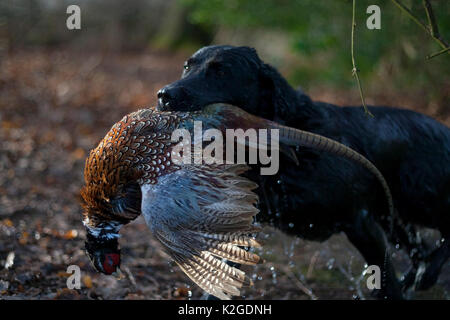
[176,251,253,300]
[141,164,262,299]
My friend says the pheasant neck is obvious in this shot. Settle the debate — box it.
[83,218,122,242]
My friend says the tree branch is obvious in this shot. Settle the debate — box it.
[426,46,450,60]
[422,0,439,38]
[351,0,373,117]
[391,0,449,56]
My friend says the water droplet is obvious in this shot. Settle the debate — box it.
[277,180,282,184]
[309,223,314,228]
[5,252,15,269]
[327,258,335,270]
[288,222,294,228]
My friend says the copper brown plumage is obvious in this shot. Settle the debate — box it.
[81,110,183,226]
[81,103,395,299]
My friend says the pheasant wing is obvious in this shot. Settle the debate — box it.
[141,164,262,300]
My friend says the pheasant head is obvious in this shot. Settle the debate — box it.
[80,103,394,298]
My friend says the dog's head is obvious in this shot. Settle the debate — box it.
[157,45,284,120]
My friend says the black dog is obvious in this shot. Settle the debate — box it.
[157,45,450,299]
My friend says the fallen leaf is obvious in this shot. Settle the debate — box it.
[71,148,85,160]
[1,219,13,227]
[82,275,93,288]
[57,271,71,278]
[173,286,190,298]
[64,229,78,239]
[19,232,29,245]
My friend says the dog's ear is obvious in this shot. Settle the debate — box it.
[258,63,291,121]
[235,46,259,59]
[258,62,313,123]
[233,47,262,69]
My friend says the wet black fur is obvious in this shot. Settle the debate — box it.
[157,45,450,299]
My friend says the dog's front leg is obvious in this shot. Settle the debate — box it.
[393,223,429,291]
[414,234,450,291]
[344,209,404,300]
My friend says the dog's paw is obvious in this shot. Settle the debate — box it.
[414,261,440,291]
[400,266,417,291]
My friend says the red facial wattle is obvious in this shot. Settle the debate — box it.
[102,253,120,275]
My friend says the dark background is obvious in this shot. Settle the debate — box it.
[0,0,448,299]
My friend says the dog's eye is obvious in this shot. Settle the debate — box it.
[183,62,189,71]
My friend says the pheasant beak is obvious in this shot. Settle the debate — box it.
[112,267,125,280]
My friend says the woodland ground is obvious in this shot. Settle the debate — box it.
[0,48,448,300]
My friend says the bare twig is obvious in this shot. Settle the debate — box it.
[391,0,449,56]
[306,251,320,279]
[122,266,137,289]
[337,260,366,300]
[351,0,373,117]
[427,46,450,60]
[282,266,318,300]
[422,0,439,38]
[422,0,450,59]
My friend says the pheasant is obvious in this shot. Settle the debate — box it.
[80,103,394,299]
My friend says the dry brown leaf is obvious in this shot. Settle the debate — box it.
[1,219,13,227]
[19,232,29,245]
[63,229,78,239]
[82,275,93,289]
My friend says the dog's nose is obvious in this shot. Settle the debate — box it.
[157,87,173,110]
